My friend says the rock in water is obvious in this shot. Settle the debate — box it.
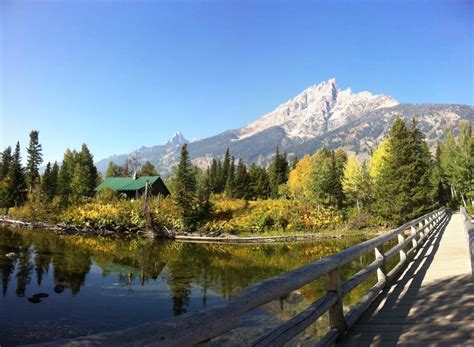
[28,297,41,304]
[33,293,49,299]
[54,284,66,293]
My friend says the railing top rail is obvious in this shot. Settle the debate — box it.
[153,206,446,345]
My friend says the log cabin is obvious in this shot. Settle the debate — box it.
[95,176,170,199]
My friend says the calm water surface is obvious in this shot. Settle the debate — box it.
[0,227,377,345]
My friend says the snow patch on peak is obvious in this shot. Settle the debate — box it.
[164,131,188,146]
[237,78,399,140]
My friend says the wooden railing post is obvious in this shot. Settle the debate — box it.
[374,244,387,283]
[411,226,418,249]
[418,220,425,239]
[427,216,433,233]
[398,233,407,263]
[326,268,345,336]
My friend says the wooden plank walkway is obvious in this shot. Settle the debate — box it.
[338,212,474,347]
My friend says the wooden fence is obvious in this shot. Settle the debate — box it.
[460,206,474,275]
[152,207,448,346]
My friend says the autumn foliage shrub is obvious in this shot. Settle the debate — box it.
[62,199,144,228]
[9,195,63,222]
[204,197,342,233]
[9,193,343,234]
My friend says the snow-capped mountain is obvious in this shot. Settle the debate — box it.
[238,78,399,140]
[95,131,188,176]
[95,79,474,176]
[164,131,187,147]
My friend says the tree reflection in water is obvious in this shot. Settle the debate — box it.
[0,226,377,344]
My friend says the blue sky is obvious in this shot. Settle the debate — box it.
[1,0,473,164]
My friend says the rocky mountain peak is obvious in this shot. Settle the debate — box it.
[164,131,188,147]
[237,78,399,140]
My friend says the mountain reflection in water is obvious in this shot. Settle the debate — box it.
[0,227,375,345]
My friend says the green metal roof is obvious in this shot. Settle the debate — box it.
[96,176,160,191]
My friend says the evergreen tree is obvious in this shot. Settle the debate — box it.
[375,117,434,224]
[431,143,450,206]
[269,146,289,198]
[456,122,474,206]
[41,161,59,202]
[41,163,53,202]
[0,146,12,181]
[140,161,158,176]
[51,161,59,197]
[70,144,98,202]
[334,149,348,178]
[409,119,435,215]
[221,148,231,191]
[41,162,51,200]
[106,161,120,178]
[439,129,462,202]
[196,167,213,220]
[0,180,8,213]
[57,149,76,203]
[174,144,198,228]
[310,147,344,208]
[248,164,270,199]
[225,156,236,196]
[207,159,220,193]
[215,160,224,192]
[4,142,27,209]
[25,130,43,193]
[233,159,251,199]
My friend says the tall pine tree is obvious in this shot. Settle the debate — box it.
[26,130,43,193]
[310,147,345,208]
[375,117,434,224]
[225,156,236,196]
[41,161,59,203]
[221,148,231,192]
[269,146,289,198]
[0,147,12,181]
[140,161,158,176]
[248,164,270,199]
[174,144,198,228]
[431,143,450,206]
[57,149,76,203]
[70,144,99,202]
[106,161,120,178]
[233,159,251,199]
[5,142,27,209]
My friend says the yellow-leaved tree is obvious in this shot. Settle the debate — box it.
[343,155,372,211]
[287,155,313,200]
[368,139,389,180]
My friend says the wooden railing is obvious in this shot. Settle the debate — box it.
[460,206,474,275]
[153,207,448,346]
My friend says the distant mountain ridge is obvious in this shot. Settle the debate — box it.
[95,79,474,176]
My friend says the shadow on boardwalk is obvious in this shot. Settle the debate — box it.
[339,214,474,346]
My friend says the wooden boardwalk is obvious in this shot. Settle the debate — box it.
[33,208,472,347]
[339,212,473,346]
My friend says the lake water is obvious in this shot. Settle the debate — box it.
[0,226,378,345]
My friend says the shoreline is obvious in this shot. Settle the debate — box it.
[0,216,380,244]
